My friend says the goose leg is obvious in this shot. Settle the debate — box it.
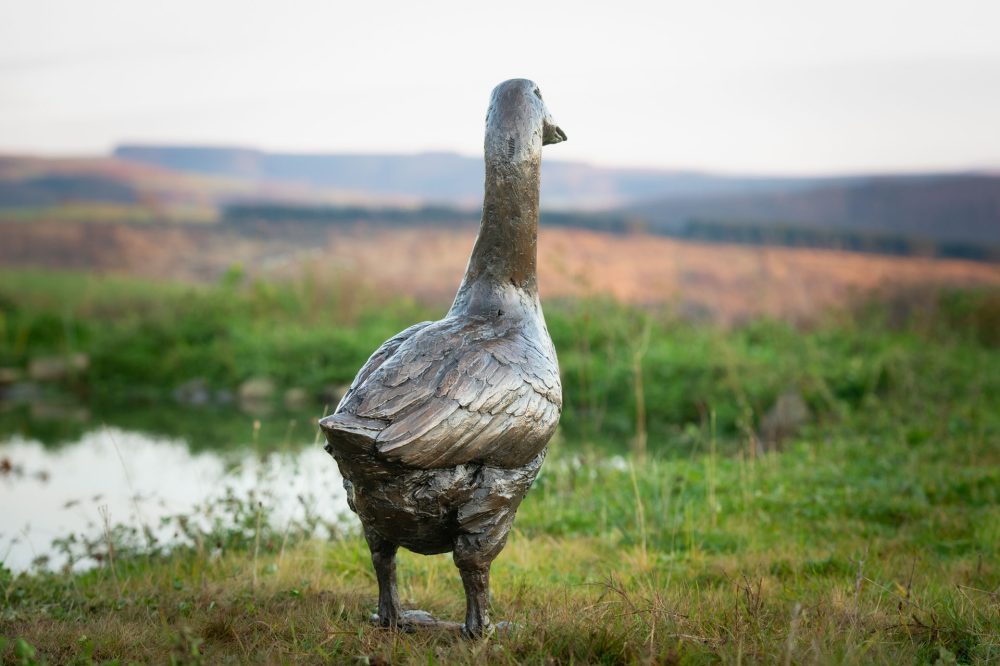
[454,533,501,639]
[458,563,492,638]
[364,529,401,627]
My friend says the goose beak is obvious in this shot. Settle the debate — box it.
[543,116,567,145]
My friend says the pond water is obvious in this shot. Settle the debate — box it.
[0,400,617,573]
[0,423,348,573]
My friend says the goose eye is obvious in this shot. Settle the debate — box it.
[533,88,542,100]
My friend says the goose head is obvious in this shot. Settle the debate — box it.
[485,79,567,164]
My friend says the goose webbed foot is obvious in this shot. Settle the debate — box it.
[370,609,449,632]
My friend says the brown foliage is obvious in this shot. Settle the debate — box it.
[2,221,998,323]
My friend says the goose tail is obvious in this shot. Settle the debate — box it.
[319,412,384,456]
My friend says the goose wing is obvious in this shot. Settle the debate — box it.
[334,320,434,412]
[340,317,561,469]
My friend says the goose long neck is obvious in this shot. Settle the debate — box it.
[449,115,543,317]
[475,153,541,286]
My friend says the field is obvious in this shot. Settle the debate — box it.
[2,268,1000,663]
[3,429,1000,664]
[2,220,999,324]
[5,2,1000,662]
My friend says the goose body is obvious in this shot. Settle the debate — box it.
[320,79,565,637]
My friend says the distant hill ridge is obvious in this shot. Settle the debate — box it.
[628,174,1000,245]
[113,144,838,210]
[114,144,1000,245]
[3,146,996,259]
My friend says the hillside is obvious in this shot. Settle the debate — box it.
[626,174,1000,244]
[2,218,998,323]
[0,154,400,223]
[113,144,825,209]
[113,145,1000,249]
[3,150,1000,262]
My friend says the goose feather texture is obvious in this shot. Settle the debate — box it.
[325,314,562,470]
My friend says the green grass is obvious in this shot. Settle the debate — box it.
[2,268,999,662]
[2,267,999,452]
[2,426,998,664]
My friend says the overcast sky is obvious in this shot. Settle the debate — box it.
[2,0,999,174]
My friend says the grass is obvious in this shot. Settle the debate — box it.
[2,269,999,662]
[2,267,999,451]
[2,424,998,664]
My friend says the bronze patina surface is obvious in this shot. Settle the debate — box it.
[320,78,566,639]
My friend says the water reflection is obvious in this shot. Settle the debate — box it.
[0,428,346,572]
[0,399,326,452]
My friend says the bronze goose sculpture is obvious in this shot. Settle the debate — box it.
[320,78,566,638]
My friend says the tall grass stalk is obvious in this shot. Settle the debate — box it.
[628,460,648,563]
[105,425,153,551]
[630,319,651,461]
[252,501,263,590]
[707,410,718,528]
[97,505,121,598]
[783,602,802,666]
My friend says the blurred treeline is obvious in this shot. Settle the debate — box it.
[674,220,1000,262]
[223,204,1000,263]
